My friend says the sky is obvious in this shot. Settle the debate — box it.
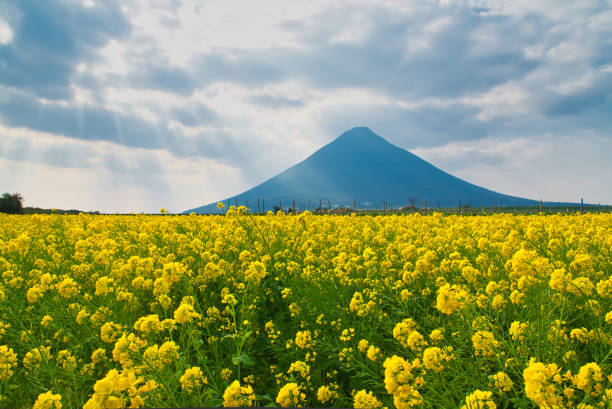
[0,0,611,213]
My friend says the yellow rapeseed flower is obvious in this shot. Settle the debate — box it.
[0,345,17,380]
[223,380,255,407]
[180,367,208,393]
[32,391,62,409]
[460,390,496,409]
[353,390,382,409]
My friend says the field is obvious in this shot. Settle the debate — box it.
[0,210,610,408]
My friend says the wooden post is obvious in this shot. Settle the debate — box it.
[458,200,461,214]
[319,199,322,211]
[262,198,264,213]
[308,200,311,210]
[581,198,583,215]
[566,202,569,213]
[354,198,356,210]
[292,199,295,214]
[539,199,542,212]
[424,200,427,212]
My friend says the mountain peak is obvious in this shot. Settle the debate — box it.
[344,126,375,134]
[334,126,387,145]
[184,127,538,213]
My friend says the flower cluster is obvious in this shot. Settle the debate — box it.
[0,211,610,408]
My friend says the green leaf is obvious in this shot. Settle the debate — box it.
[232,352,255,366]
[258,394,273,402]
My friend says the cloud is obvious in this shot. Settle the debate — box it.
[131,64,198,95]
[267,4,542,100]
[1,0,611,211]
[0,86,239,161]
[171,105,218,127]
[0,19,14,45]
[0,125,247,213]
[249,94,306,108]
[0,0,130,100]
[412,134,612,204]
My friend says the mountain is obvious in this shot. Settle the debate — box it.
[184,127,539,213]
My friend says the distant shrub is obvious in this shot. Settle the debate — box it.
[0,193,24,214]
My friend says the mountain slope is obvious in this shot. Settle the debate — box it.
[184,127,538,213]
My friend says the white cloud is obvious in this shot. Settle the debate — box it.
[0,19,14,45]
[413,135,612,204]
[92,39,132,76]
[328,11,375,45]
[0,124,246,213]
[119,0,332,67]
[462,81,531,121]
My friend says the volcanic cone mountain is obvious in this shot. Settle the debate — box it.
[184,127,537,213]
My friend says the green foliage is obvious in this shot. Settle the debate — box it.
[0,193,23,214]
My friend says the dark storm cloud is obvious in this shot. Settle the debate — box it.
[0,0,130,100]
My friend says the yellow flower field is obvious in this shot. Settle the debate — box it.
[0,210,610,408]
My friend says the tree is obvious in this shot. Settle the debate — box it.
[0,193,24,214]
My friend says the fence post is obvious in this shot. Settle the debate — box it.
[292,199,295,214]
[581,198,583,215]
[257,198,260,213]
[262,198,265,213]
[308,200,311,211]
[354,198,356,210]
[458,200,461,214]
[319,200,322,212]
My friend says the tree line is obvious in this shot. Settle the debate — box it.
[0,193,24,214]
